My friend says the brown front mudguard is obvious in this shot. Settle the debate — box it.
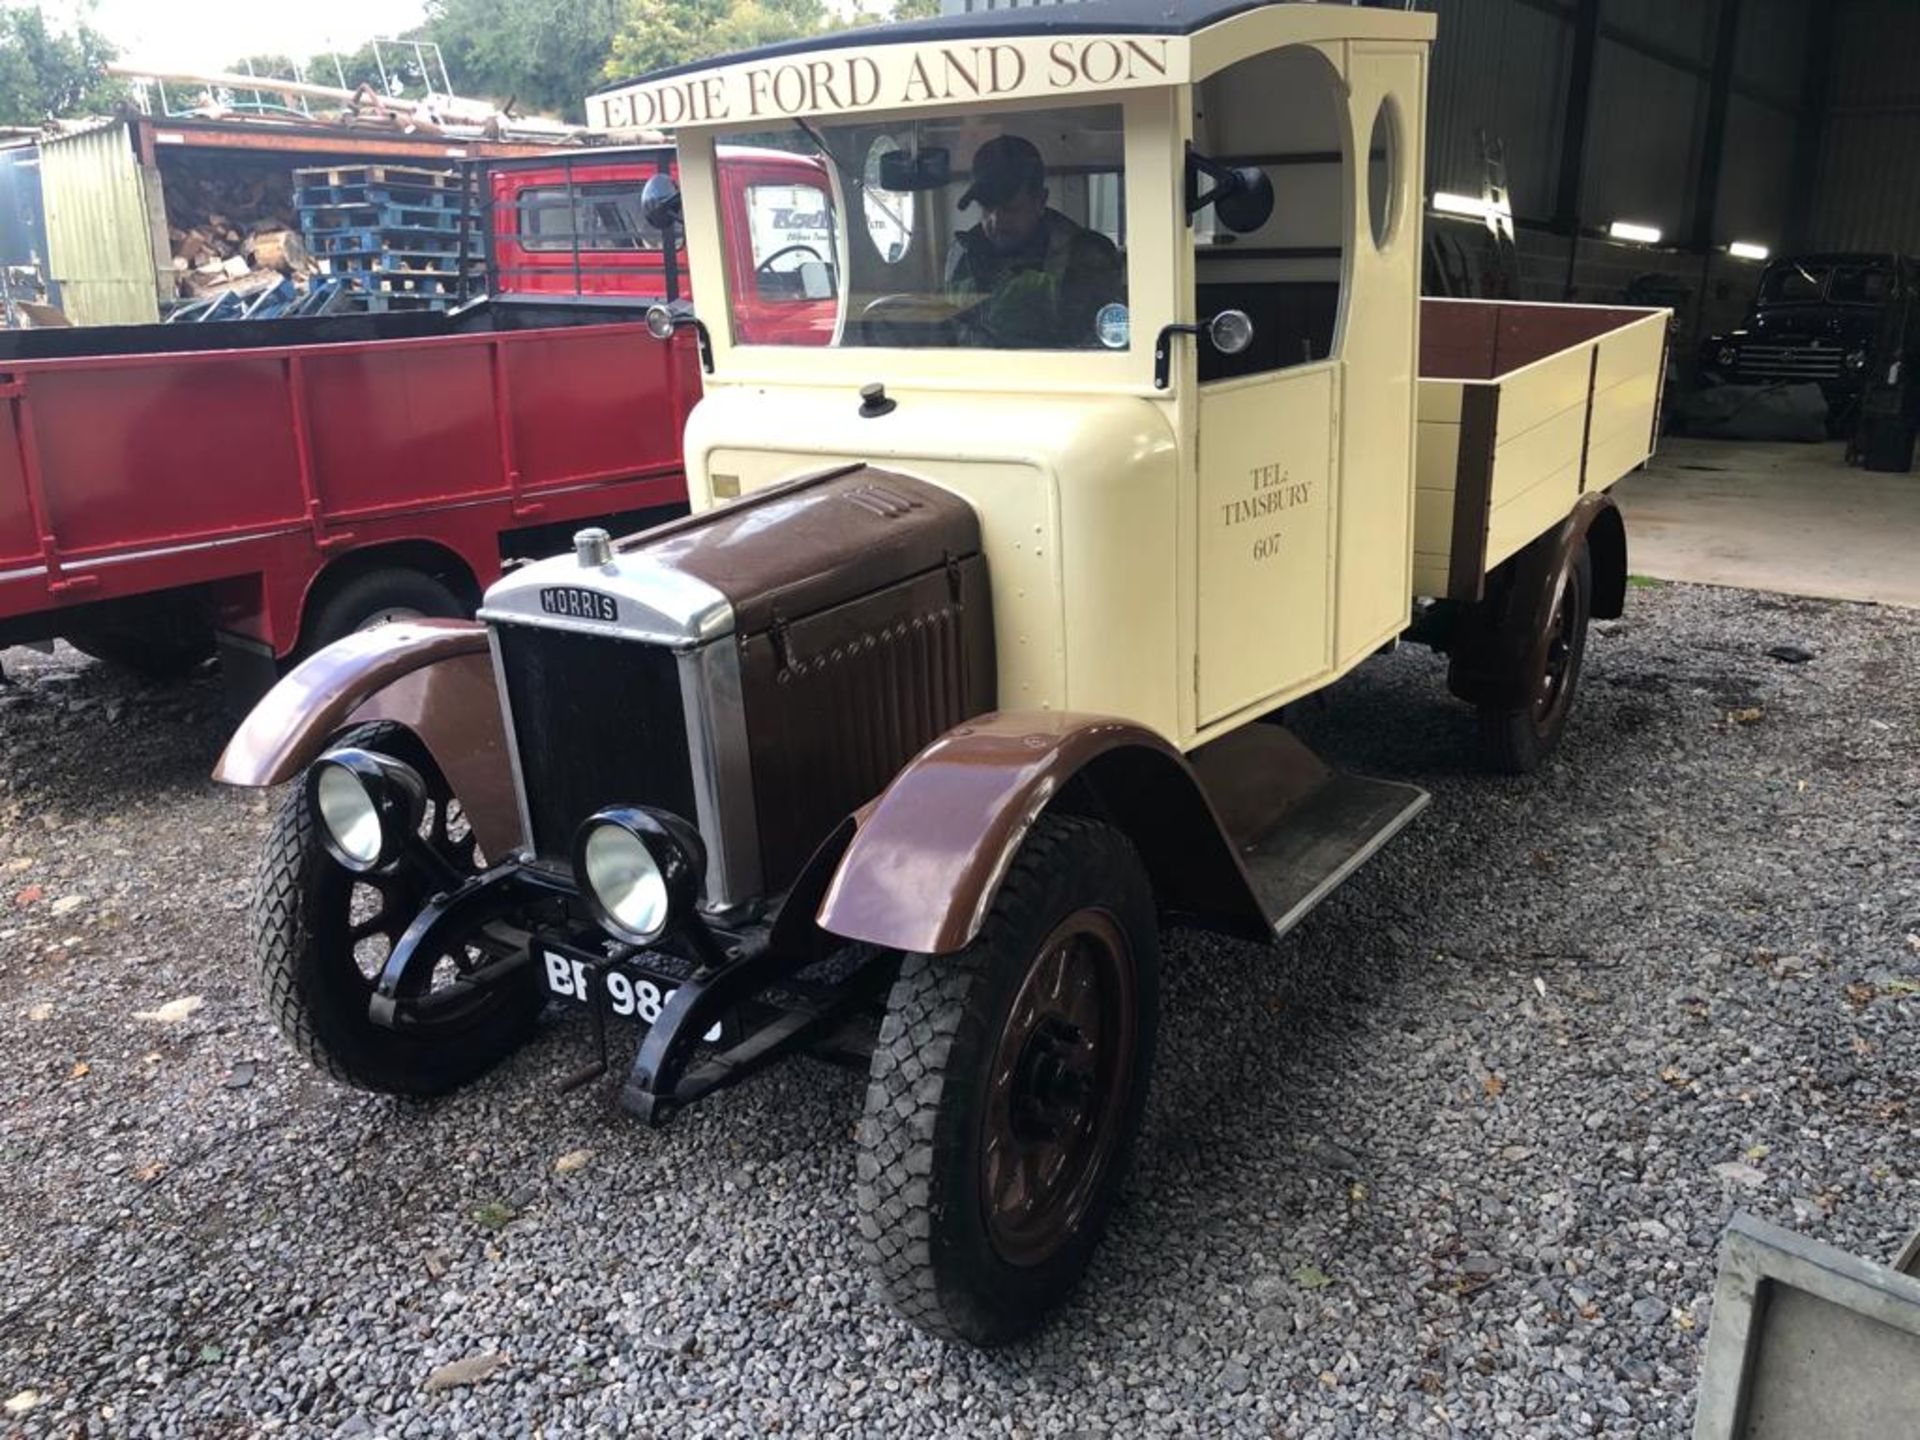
[814,712,1270,956]
[212,619,520,860]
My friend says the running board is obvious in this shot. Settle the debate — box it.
[1189,725,1427,940]
[1241,772,1429,938]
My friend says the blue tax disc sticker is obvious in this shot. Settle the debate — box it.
[1096,302,1130,350]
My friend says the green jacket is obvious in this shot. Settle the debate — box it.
[944,210,1125,349]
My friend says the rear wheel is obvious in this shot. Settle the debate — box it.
[251,724,539,1096]
[303,567,466,656]
[856,814,1160,1345]
[1478,540,1593,774]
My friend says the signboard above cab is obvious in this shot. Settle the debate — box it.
[587,0,1435,131]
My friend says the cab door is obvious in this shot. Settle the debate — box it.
[1190,45,1347,727]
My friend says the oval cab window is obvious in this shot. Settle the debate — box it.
[1368,97,1402,252]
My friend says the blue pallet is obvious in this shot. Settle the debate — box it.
[317,261,462,295]
[358,292,452,313]
[319,250,473,274]
[293,182,472,212]
[299,201,471,235]
[308,226,464,259]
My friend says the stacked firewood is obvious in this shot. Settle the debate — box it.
[163,157,322,298]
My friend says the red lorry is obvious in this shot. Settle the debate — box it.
[0,143,835,695]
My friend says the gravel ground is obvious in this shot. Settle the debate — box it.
[0,580,1914,1439]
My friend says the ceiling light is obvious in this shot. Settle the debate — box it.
[1608,221,1662,245]
[1728,240,1770,261]
[1432,191,1492,219]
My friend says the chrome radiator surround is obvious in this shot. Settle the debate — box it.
[479,549,764,915]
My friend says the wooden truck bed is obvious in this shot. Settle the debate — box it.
[1414,299,1668,601]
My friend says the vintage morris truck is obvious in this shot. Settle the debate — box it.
[215,0,1667,1345]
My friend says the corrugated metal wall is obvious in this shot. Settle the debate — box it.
[1805,0,1920,252]
[39,122,162,327]
[935,1,1915,258]
[1425,0,1572,211]
[1425,0,1808,252]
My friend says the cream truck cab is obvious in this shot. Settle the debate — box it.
[216,0,1667,1345]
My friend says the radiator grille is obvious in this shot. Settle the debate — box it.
[1733,343,1844,380]
[493,624,697,865]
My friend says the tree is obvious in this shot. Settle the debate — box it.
[420,0,626,121]
[0,4,124,124]
[605,0,839,84]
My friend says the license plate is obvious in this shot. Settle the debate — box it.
[539,945,722,1043]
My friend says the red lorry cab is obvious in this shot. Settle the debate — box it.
[489,146,838,344]
[0,142,833,697]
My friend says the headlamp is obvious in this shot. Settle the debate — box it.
[307,747,428,873]
[573,807,705,945]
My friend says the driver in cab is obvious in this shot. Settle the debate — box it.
[944,135,1124,349]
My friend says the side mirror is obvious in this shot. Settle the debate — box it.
[1186,152,1276,235]
[640,172,683,231]
[878,147,951,192]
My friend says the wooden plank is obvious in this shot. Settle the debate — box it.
[1415,418,1461,491]
[1417,378,1464,423]
[1492,341,1593,444]
[1486,457,1582,571]
[1412,554,1450,598]
[1413,489,1456,555]
[1445,383,1500,604]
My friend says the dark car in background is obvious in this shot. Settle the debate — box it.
[1700,253,1916,422]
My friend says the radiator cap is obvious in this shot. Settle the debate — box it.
[574,527,613,568]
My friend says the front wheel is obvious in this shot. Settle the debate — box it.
[251,724,539,1096]
[855,814,1160,1346]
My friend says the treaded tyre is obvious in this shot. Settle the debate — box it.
[252,723,539,1096]
[1479,539,1593,775]
[303,568,466,655]
[856,813,1161,1346]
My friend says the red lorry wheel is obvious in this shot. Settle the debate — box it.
[855,813,1160,1346]
[303,568,467,656]
[68,626,214,682]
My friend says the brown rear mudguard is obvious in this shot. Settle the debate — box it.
[815,712,1270,956]
[1447,490,1628,710]
[212,619,520,860]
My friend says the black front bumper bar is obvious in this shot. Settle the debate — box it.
[366,858,893,1126]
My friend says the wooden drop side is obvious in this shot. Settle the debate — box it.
[1413,298,1668,601]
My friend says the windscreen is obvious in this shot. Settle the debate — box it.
[1758,259,1890,307]
[718,103,1129,352]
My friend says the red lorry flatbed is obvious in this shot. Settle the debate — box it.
[0,305,698,678]
[0,141,834,694]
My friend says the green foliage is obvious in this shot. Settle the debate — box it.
[250,0,941,126]
[422,0,627,121]
[0,3,124,125]
[606,0,838,84]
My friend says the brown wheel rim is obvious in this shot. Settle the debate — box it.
[980,907,1138,1268]
[1532,565,1583,729]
